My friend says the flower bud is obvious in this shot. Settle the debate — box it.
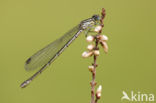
[94,50,100,56]
[96,85,102,99]
[100,41,108,53]
[82,51,93,58]
[88,66,94,72]
[87,44,94,51]
[99,35,108,41]
[94,26,102,32]
[86,35,94,42]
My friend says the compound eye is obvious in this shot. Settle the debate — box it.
[92,15,100,21]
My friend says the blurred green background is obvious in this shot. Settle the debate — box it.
[0,0,156,103]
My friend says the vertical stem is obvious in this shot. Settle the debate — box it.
[91,37,99,103]
[90,8,106,103]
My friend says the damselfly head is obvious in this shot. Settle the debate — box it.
[80,15,100,30]
[92,15,100,21]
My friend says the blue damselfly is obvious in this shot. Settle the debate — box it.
[20,15,100,88]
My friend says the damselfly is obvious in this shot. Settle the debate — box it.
[20,15,100,88]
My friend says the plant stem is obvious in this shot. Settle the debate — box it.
[90,37,99,103]
[90,8,106,103]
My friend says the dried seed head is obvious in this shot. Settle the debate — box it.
[86,35,94,42]
[82,51,93,58]
[94,50,100,56]
[94,25,102,32]
[96,85,102,99]
[99,35,108,41]
[101,41,108,53]
[88,66,94,72]
[87,44,94,51]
